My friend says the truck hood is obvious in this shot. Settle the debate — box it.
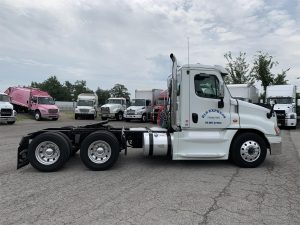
[76,106,94,110]
[237,100,277,135]
[101,103,122,109]
[274,104,293,113]
[0,102,13,109]
[126,106,145,111]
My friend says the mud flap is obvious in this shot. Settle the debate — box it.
[17,136,30,169]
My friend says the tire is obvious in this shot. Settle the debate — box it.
[54,132,72,158]
[28,132,69,172]
[101,117,107,121]
[141,113,147,123]
[35,110,41,121]
[230,133,267,168]
[116,112,123,121]
[80,131,119,171]
[7,121,15,125]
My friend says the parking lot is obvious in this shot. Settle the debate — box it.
[0,118,300,225]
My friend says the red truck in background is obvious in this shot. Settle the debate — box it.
[150,90,168,124]
[5,87,59,121]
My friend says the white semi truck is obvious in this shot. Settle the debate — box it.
[75,93,98,120]
[0,92,16,124]
[227,84,259,103]
[100,97,127,121]
[17,54,281,172]
[266,85,297,128]
[124,89,162,122]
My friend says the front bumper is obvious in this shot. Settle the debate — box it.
[0,116,16,122]
[101,113,116,118]
[124,114,142,119]
[41,114,59,119]
[266,135,282,155]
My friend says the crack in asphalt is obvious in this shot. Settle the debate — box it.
[198,167,240,225]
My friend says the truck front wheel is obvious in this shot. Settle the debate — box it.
[116,112,123,121]
[80,131,119,171]
[230,133,267,168]
[28,132,69,172]
[35,110,41,121]
[141,113,147,123]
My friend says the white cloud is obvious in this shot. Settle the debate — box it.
[0,0,300,96]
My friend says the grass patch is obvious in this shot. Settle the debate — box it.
[16,113,33,121]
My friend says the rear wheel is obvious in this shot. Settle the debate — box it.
[230,133,267,168]
[80,131,119,170]
[28,132,69,172]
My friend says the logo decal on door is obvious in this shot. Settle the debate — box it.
[201,109,226,119]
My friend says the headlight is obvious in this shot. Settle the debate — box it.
[75,108,79,112]
[137,111,143,115]
[13,110,17,116]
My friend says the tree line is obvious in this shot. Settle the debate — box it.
[31,50,290,104]
[224,51,290,98]
[31,76,130,105]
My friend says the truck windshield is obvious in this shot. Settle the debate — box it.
[78,100,94,107]
[156,99,166,105]
[38,97,55,105]
[108,99,122,104]
[0,94,9,102]
[131,99,146,106]
[267,97,293,104]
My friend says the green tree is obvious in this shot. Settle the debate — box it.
[73,80,93,100]
[110,84,130,99]
[250,52,278,96]
[273,68,289,85]
[224,51,251,84]
[96,87,111,106]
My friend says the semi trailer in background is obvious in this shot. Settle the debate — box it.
[266,85,297,128]
[75,93,98,120]
[227,84,259,103]
[5,87,59,121]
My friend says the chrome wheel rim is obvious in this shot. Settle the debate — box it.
[240,140,261,162]
[35,141,60,165]
[88,140,111,164]
[35,113,40,120]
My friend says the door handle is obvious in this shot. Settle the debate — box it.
[192,113,198,123]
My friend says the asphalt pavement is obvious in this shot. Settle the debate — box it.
[0,119,299,225]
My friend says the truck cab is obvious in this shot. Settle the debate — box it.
[0,93,16,124]
[75,93,98,120]
[151,90,168,124]
[124,98,152,122]
[30,95,59,121]
[100,97,127,121]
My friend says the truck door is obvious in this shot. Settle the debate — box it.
[189,71,231,129]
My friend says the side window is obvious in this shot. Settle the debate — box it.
[32,97,37,103]
[194,74,220,99]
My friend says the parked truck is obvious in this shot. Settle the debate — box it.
[266,85,297,128]
[0,92,16,124]
[124,89,162,122]
[75,93,98,120]
[150,90,168,123]
[100,97,127,121]
[17,54,281,172]
[227,84,259,103]
[5,87,59,121]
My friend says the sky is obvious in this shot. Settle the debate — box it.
[1,0,300,96]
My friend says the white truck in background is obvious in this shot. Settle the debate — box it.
[124,89,162,122]
[0,92,16,124]
[266,85,297,128]
[227,84,259,103]
[75,93,98,120]
[100,97,127,121]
